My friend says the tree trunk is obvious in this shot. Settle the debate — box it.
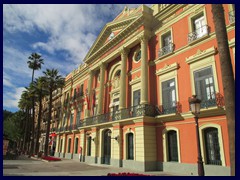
[44,89,52,156]
[211,4,235,176]
[35,93,42,154]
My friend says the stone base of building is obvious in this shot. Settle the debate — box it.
[110,158,122,167]
[54,152,60,158]
[84,156,97,164]
[158,162,230,176]
[65,153,73,159]
[122,160,157,171]
[72,154,79,160]
[59,153,65,158]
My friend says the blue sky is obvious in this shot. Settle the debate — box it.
[3,4,150,112]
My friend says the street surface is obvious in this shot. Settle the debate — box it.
[3,155,186,176]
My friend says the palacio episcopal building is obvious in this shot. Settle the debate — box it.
[37,4,235,175]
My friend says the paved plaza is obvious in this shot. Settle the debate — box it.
[3,155,187,176]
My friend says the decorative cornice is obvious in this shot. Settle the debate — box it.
[185,46,217,64]
[129,75,141,85]
[156,62,179,76]
[229,38,235,48]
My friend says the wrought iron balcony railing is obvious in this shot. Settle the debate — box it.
[156,102,182,115]
[188,25,209,43]
[158,43,174,57]
[229,10,235,24]
[77,104,158,128]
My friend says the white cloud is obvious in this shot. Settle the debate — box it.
[3,87,26,109]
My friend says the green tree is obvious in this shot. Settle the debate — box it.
[31,77,48,154]
[211,4,235,176]
[43,69,65,156]
[18,90,32,153]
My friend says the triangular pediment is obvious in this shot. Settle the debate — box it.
[84,6,144,62]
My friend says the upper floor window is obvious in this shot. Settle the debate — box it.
[73,88,77,100]
[132,89,141,116]
[70,113,74,125]
[79,84,84,96]
[159,31,174,57]
[188,12,208,43]
[161,78,176,114]
[194,66,216,108]
[229,4,235,24]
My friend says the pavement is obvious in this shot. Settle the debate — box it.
[3,155,188,176]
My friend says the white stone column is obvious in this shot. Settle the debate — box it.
[119,47,129,110]
[97,63,106,115]
[140,35,149,105]
[86,70,93,118]
[112,123,122,167]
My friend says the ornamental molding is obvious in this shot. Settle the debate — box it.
[229,38,235,48]
[129,75,141,85]
[185,46,217,64]
[156,62,179,76]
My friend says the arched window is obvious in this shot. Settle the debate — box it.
[87,137,92,156]
[68,139,71,153]
[74,138,79,154]
[115,70,121,78]
[127,133,134,160]
[204,127,222,165]
[167,130,178,162]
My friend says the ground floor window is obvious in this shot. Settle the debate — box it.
[87,137,92,156]
[167,130,178,162]
[204,127,222,165]
[74,138,79,154]
[68,139,71,153]
[127,133,134,160]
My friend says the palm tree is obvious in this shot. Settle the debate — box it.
[43,69,65,156]
[27,53,44,156]
[18,90,32,154]
[211,4,235,176]
[31,77,48,155]
[27,53,44,83]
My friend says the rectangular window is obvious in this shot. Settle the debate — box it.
[79,84,84,96]
[159,31,174,57]
[76,110,81,121]
[188,13,208,43]
[193,16,207,38]
[112,98,119,120]
[70,113,74,125]
[194,66,216,108]
[133,90,141,116]
[68,139,71,153]
[73,88,77,99]
[161,78,176,114]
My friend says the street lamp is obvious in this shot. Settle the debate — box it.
[188,95,205,176]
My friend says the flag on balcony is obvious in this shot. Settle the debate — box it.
[92,90,96,115]
[86,95,90,110]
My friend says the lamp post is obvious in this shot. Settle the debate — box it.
[188,95,205,176]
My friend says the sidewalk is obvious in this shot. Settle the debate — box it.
[4,155,189,176]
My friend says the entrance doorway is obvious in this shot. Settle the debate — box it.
[103,129,111,164]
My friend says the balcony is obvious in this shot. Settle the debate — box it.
[229,11,235,24]
[188,25,209,43]
[158,43,174,58]
[156,102,182,115]
[78,104,158,127]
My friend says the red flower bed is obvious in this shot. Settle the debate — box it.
[107,173,152,176]
[42,156,61,161]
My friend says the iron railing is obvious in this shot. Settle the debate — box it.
[77,104,158,127]
[158,42,174,57]
[188,25,209,43]
[156,102,182,115]
[229,10,235,24]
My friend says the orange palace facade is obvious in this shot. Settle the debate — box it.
[53,4,235,175]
